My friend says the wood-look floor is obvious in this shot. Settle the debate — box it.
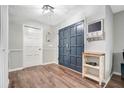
[106,74,124,88]
[9,63,104,88]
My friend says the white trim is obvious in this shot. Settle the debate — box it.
[8,78,9,87]
[103,73,113,88]
[24,25,41,30]
[43,61,58,65]
[103,72,121,88]
[22,24,24,70]
[9,67,24,72]
[9,62,57,72]
[0,6,9,88]
[113,72,121,76]
[9,49,23,52]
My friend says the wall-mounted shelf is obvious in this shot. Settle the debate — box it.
[82,51,105,85]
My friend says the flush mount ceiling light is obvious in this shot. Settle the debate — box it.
[42,5,54,14]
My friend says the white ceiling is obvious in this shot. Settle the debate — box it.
[9,5,82,26]
[111,5,124,13]
[9,5,124,26]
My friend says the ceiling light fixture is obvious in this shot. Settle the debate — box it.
[42,5,54,14]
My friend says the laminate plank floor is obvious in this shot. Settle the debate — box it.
[9,63,104,88]
[106,74,124,88]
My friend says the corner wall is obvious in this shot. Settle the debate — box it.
[43,25,58,64]
[113,11,124,74]
[104,5,114,79]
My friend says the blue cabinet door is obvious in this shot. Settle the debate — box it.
[59,21,84,72]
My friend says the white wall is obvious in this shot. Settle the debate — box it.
[114,11,124,53]
[9,22,23,49]
[9,20,43,70]
[8,22,23,69]
[43,25,58,64]
[9,19,57,70]
[113,10,124,73]
[104,5,114,79]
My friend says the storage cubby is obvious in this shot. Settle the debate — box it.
[82,52,105,85]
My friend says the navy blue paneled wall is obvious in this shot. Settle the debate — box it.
[59,21,84,72]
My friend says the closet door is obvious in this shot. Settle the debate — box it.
[70,25,77,71]
[59,27,70,67]
[75,22,84,72]
[23,26,43,68]
[63,27,70,67]
[59,21,84,72]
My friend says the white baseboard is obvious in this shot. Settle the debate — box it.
[59,64,82,74]
[9,67,24,72]
[103,72,121,88]
[8,78,9,88]
[9,62,57,72]
[113,72,121,76]
[43,61,58,65]
[103,73,113,88]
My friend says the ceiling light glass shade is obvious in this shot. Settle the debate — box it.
[42,5,54,14]
[42,9,51,14]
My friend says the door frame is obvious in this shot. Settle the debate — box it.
[0,5,9,88]
[22,24,43,68]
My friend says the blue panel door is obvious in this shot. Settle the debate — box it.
[59,21,84,72]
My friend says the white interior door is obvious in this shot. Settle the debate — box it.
[23,25,43,68]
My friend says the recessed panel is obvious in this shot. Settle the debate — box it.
[77,24,83,35]
[77,36,83,46]
[59,39,63,46]
[77,57,82,66]
[70,47,76,55]
[59,30,63,39]
[71,37,76,45]
[70,56,76,65]
[59,48,63,55]
[59,56,64,64]
[77,47,83,57]
[64,55,70,66]
[63,29,68,38]
[71,27,76,36]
